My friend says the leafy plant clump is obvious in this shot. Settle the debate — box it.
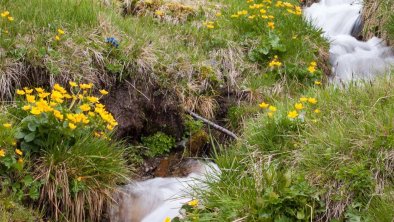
[142,132,176,157]
[0,83,129,221]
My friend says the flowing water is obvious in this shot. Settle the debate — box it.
[110,160,220,222]
[304,0,394,83]
[110,1,394,221]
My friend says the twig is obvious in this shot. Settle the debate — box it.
[186,110,239,140]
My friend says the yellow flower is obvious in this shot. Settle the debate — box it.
[15,149,23,156]
[51,90,64,103]
[267,22,275,29]
[0,149,5,157]
[3,123,12,128]
[268,106,277,112]
[35,87,45,93]
[18,158,23,164]
[259,102,269,109]
[206,24,215,29]
[68,123,77,130]
[38,92,50,99]
[188,199,199,207]
[1,11,10,18]
[231,14,240,18]
[26,95,36,103]
[55,35,61,41]
[57,29,65,35]
[30,107,42,115]
[314,109,321,114]
[99,89,109,95]
[155,10,164,16]
[287,110,298,119]
[107,124,114,131]
[216,12,222,17]
[307,66,316,74]
[69,81,78,87]
[294,103,303,110]
[11,141,16,146]
[87,96,99,103]
[308,97,317,104]
[79,83,93,90]
[314,81,322,85]
[53,110,64,121]
[79,104,91,112]
[24,88,33,94]
[310,61,317,67]
[53,84,67,94]
[163,217,171,222]
[16,89,25,95]
[299,97,308,102]
[88,112,96,117]
[267,112,274,118]
[76,176,83,181]
[7,16,14,22]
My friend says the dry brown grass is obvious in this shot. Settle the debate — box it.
[34,158,115,222]
[362,0,394,45]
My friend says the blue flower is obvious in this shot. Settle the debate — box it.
[105,37,119,48]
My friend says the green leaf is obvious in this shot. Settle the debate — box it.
[22,175,34,186]
[296,211,305,219]
[24,132,36,142]
[15,131,26,139]
[28,122,37,132]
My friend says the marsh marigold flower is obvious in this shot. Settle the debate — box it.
[269,105,277,112]
[99,89,109,95]
[16,89,25,95]
[294,103,303,110]
[308,97,317,104]
[3,123,12,128]
[288,110,298,119]
[259,102,269,109]
[0,149,5,157]
[15,149,23,156]
[68,123,77,130]
[188,199,199,207]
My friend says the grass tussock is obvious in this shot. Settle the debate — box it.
[362,0,394,44]
[189,77,394,221]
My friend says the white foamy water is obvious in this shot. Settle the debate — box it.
[304,0,394,83]
[110,161,220,222]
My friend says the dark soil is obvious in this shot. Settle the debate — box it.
[102,77,185,141]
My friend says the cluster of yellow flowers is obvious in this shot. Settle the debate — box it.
[203,21,215,29]
[0,137,23,164]
[16,82,117,132]
[54,28,65,41]
[259,102,277,118]
[1,10,14,34]
[307,61,317,74]
[226,0,301,31]
[1,10,14,22]
[275,1,302,15]
[268,55,282,68]
[259,96,319,120]
[287,96,319,120]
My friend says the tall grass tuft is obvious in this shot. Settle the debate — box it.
[34,134,129,221]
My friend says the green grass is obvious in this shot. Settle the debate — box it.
[0,193,42,222]
[0,0,327,110]
[190,77,394,221]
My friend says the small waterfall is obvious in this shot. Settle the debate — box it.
[110,160,220,222]
[304,0,394,83]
